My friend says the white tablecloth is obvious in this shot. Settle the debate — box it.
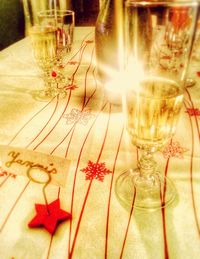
[0,27,200,259]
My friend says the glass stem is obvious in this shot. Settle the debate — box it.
[138,151,157,177]
[43,70,54,95]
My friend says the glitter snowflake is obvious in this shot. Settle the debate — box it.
[162,141,188,159]
[186,108,200,116]
[63,108,95,126]
[81,161,112,182]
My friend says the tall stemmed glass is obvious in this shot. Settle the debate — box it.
[115,1,198,210]
[164,6,198,88]
[23,0,75,101]
[29,24,58,101]
[37,10,75,98]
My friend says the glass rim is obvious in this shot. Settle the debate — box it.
[38,9,75,18]
[29,25,57,34]
[125,1,199,8]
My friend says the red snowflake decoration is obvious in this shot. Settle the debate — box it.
[81,161,112,182]
[162,140,188,159]
[186,108,200,116]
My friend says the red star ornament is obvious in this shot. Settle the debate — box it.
[28,198,72,234]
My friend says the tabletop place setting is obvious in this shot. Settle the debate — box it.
[0,0,200,258]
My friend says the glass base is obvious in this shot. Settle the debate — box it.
[115,169,176,211]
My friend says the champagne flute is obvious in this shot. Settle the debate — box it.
[165,6,197,88]
[192,18,200,61]
[29,9,75,101]
[23,0,75,101]
[29,25,58,101]
[38,10,75,67]
[115,0,198,210]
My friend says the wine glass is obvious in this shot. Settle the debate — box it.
[29,24,58,101]
[29,9,75,101]
[115,0,198,210]
[164,6,197,88]
[192,18,200,61]
[37,9,75,98]
[23,0,75,101]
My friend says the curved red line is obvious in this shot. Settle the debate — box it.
[161,157,170,259]
[82,47,95,109]
[26,95,60,149]
[184,101,200,236]
[50,123,76,155]
[67,102,107,258]
[64,54,97,158]
[0,31,95,253]
[51,72,98,156]
[119,189,136,259]
[0,175,10,188]
[0,180,30,232]
[45,188,61,259]
[8,96,57,145]
[105,126,124,259]
[64,127,76,158]
[70,44,88,86]
[33,90,72,151]
[33,41,90,151]
[185,89,200,142]
[7,34,92,148]
[69,103,111,258]
[65,31,93,66]
[97,103,112,161]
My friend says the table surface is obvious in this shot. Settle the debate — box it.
[0,27,200,259]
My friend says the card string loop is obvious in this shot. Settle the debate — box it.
[27,166,51,212]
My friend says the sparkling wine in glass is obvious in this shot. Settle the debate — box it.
[38,9,75,95]
[115,0,198,210]
[29,25,58,101]
[126,77,183,151]
[29,9,75,101]
[116,76,184,210]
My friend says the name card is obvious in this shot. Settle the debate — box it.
[0,145,71,188]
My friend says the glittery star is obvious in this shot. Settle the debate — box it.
[28,199,72,234]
